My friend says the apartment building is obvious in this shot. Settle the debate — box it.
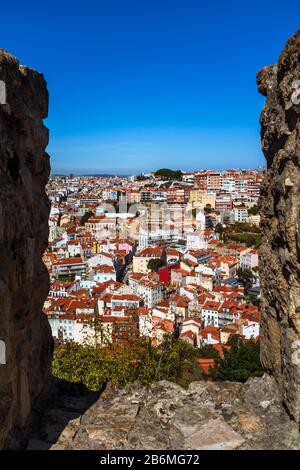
[189,190,216,210]
[207,172,222,191]
[52,257,87,280]
[234,206,248,223]
[215,192,233,211]
[239,249,259,270]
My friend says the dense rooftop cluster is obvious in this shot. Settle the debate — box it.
[44,169,262,367]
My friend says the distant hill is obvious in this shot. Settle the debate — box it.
[154,168,183,180]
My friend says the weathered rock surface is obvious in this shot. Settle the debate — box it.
[0,49,52,448]
[257,29,300,422]
[27,376,300,450]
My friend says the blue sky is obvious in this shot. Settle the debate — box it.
[1,1,299,174]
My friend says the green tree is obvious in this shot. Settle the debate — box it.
[52,334,203,391]
[222,230,261,248]
[154,169,183,181]
[215,223,224,234]
[211,336,263,382]
[204,204,212,214]
[237,267,254,291]
[248,205,259,215]
[198,344,220,360]
[80,210,94,226]
[147,258,164,272]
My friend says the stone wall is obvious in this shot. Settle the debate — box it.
[27,377,300,450]
[0,49,52,448]
[257,30,300,422]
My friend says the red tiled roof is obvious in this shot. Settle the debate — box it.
[137,247,163,258]
[54,257,84,265]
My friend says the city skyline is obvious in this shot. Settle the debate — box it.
[51,166,266,177]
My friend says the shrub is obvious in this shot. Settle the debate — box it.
[52,335,203,391]
[210,336,263,382]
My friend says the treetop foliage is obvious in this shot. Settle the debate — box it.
[154,169,183,180]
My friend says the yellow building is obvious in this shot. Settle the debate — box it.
[189,190,216,210]
[60,214,71,226]
[127,191,141,204]
[92,242,102,254]
[133,247,163,274]
[207,172,222,190]
[127,217,140,241]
